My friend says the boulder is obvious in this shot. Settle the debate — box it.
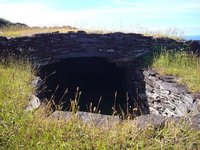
[25,95,41,111]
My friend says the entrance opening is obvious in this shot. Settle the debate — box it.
[38,57,129,115]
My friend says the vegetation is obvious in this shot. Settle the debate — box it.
[0,18,183,40]
[141,27,184,40]
[149,47,200,92]
[0,17,77,37]
[0,56,199,149]
[0,26,78,37]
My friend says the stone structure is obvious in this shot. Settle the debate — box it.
[0,31,188,66]
[0,31,187,114]
[143,69,200,117]
[1,31,200,128]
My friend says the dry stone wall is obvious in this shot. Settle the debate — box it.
[143,69,200,117]
[0,31,188,66]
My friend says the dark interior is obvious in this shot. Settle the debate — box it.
[38,57,130,115]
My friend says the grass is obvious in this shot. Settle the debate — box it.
[0,26,78,37]
[0,56,200,149]
[150,47,200,92]
[0,25,184,41]
[140,27,184,40]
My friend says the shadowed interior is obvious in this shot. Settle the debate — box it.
[39,57,130,115]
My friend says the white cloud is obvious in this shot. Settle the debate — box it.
[0,2,82,26]
[0,0,199,35]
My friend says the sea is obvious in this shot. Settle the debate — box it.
[184,35,200,41]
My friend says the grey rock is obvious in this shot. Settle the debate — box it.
[175,103,189,116]
[165,116,181,124]
[162,108,178,117]
[181,93,194,105]
[143,69,157,77]
[188,114,200,130]
[144,69,200,117]
[49,111,120,127]
[134,114,165,129]
[160,82,187,94]
[49,111,73,121]
[159,75,176,83]
[149,107,161,115]
[25,95,41,111]
[154,88,171,95]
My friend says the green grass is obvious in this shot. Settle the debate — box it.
[0,56,200,149]
[150,47,200,92]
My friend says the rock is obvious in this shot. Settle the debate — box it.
[176,103,190,116]
[49,111,120,127]
[134,114,165,129]
[181,93,194,105]
[190,101,200,115]
[143,69,157,77]
[133,114,200,131]
[159,75,176,82]
[188,114,200,130]
[25,95,41,111]
[49,111,72,121]
[32,76,42,87]
[144,69,199,117]
[162,108,178,117]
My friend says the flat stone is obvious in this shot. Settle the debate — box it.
[144,78,156,87]
[159,75,176,83]
[143,70,157,77]
[181,93,194,105]
[49,111,73,121]
[49,111,120,127]
[154,88,171,95]
[190,100,200,115]
[134,114,165,129]
[176,104,190,116]
[158,81,188,94]
[162,108,178,117]
[149,107,161,115]
[188,114,200,130]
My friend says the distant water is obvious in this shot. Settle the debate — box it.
[184,35,200,41]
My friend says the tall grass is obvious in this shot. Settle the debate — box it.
[151,47,200,92]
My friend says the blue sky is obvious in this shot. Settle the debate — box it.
[0,0,200,35]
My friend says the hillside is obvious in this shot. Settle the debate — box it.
[0,18,78,37]
[0,18,28,28]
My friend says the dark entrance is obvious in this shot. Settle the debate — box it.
[38,57,131,115]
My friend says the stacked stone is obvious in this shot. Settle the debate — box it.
[143,69,200,117]
[0,31,188,66]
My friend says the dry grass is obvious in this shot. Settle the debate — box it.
[0,25,184,41]
[0,26,78,37]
